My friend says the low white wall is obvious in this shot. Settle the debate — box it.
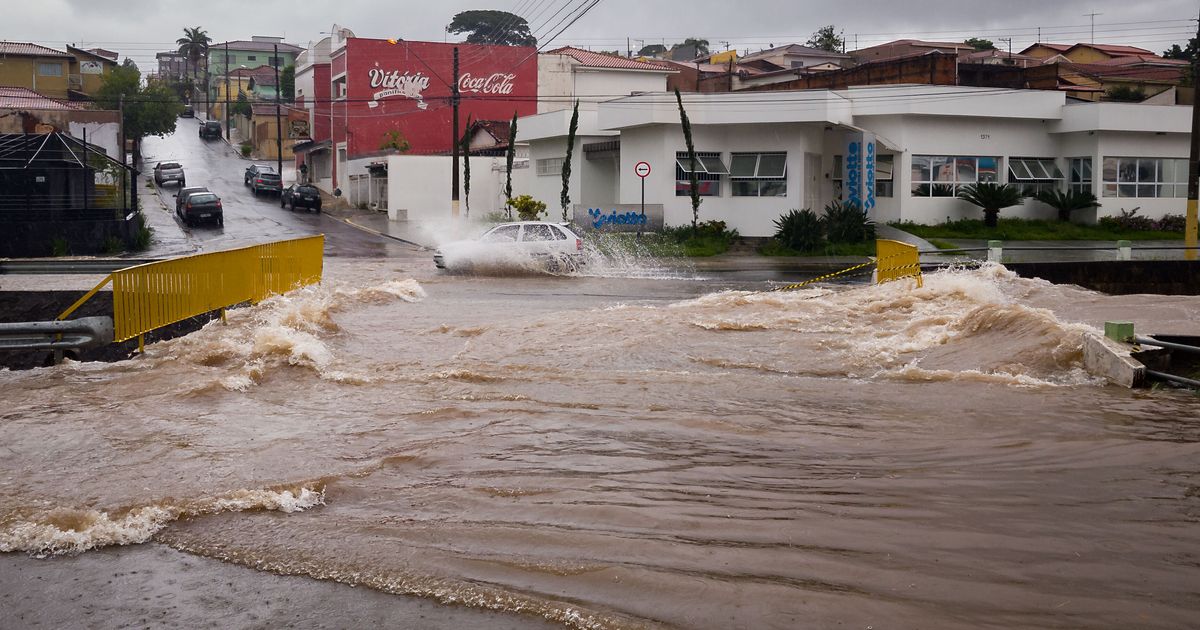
[386,154,531,221]
[68,121,121,158]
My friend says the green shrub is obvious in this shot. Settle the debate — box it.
[507,195,547,221]
[1099,207,1154,231]
[1153,213,1187,232]
[104,236,124,254]
[50,236,70,257]
[240,142,252,157]
[773,209,824,252]
[823,200,875,243]
[130,213,153,251]
[657,221,739,256]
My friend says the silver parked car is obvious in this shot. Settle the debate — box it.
[434,222,586,272]
[153,161,185,187]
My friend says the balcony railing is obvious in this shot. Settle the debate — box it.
[68,74,83,91]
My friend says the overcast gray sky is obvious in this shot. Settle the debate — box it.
[10,0,1198,71]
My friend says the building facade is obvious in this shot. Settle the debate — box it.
[520,85,1191,237]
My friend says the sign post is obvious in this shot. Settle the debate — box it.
[635,161,651,238]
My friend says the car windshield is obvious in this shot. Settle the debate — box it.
[159,162,181,169]
[522,224,556,242]
[298,186,318,193]
[188,194,217,203]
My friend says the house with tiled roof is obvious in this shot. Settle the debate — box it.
[538,47,676,114]
[0,42,76,99]
[849,39,974,64]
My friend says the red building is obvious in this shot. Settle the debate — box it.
[304,38,536,194]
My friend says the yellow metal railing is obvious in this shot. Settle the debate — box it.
[875,239,923,288]
[59,235,324,345]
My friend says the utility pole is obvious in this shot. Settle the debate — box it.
[627,37,631,58]
[1084,12,1103,44]
[204,54,210,119]
[274,44,283,178]
[224,43,230,141]
[1187,3,1200,261]
[451,45,461,219]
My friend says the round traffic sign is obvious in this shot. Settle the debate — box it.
[634,161,652,178]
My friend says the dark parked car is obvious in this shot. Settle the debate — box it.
[244,164,282,196]
[199,120,221,139]
[181,105,194,118]
[174,186,209,214]
[178,192,223,227]
[281,184,322,212]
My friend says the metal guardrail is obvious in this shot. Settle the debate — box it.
[876,239,923,288]
[0,316,113,352]
[58,235,324,347]
[0,259,162,275]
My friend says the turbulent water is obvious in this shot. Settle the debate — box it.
[2,261,1198,629]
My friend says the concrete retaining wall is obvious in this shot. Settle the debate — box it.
[1006,260,1200,295]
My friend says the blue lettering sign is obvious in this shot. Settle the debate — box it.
[589,208,648,229]
[846,141,862,209]
[864,142,876,213]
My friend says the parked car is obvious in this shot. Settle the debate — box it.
[153,162,185,187]
[199,120,221,139]
[244,164,282,196]
[178,192,223,227]
[174,186,209,214]
[433,222,585,272]
[281,184,322,212]
[181,105,194,118]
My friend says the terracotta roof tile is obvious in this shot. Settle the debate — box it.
[547,47,672,71]
[0,86,83,110]
[0,42,72,58]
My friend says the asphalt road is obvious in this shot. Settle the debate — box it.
[139,118,415,260]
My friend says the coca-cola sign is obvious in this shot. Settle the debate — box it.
[458,72,516,95]
[369,67,431,110]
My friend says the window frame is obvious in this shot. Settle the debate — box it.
[37,62,63,77]
[911,155,999,197]
[1068,157,1093,195]
[536,157,564,177]
[729,152,788,197]
[1101,156,1187,198]
[676,151,724,197]
[1008,157,1064,196]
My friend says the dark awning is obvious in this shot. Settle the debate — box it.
[292,139,332,154]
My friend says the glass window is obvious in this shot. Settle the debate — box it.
[1101,156,1187,198]
[911,155,1000,197]
[521,224,555,241]
[482,225,521,242]
[676,151,722,197]
[1068,157,1093,194]
[38,63,62,76]
[549,226,570,240]
[536,157,563,177]
[1009,158,1063,196]
[247,55,257,61]
[729,152,787,197]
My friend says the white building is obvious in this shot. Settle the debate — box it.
[519,84,1192,237]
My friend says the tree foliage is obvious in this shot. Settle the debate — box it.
[379,129,411,153]
[561,100,579,221]
[447,10,537,47]
[176,26,211,65]
[638,44,667,57]
[280,65,295,101]
[231,91,252,117]
[957,182,1024,228]
[675,88,701,231]
[504,111,518,219]
[1033,189,1100,222]
[95,65,182,141]
[964,37,994,51]
[509,194,546,221]
[1105,85,1146,102]
[807,25,844,53]
[680,38,710,57]
[461,116,472,217]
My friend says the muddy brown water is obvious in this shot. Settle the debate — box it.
[2,260,1198,629]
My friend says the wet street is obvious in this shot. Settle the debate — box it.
[1,121,1200,630]
[138,117,411,259]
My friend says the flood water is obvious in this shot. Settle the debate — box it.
[2,260,1198,629]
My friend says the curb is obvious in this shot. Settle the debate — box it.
[336,216,430,250]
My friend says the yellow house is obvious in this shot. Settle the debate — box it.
[65,46,117,98]
[209,73,254,121]
[0,42,74,100]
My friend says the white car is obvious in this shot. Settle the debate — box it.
[434,222,586,272]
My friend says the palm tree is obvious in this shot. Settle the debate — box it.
[957,182,1024,228]
[177,27,211,105]
[1033,188,1100,222]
